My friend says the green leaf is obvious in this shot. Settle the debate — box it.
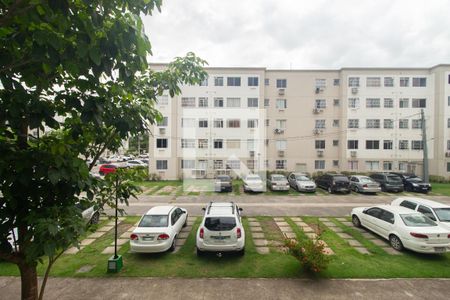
[89,47,101,66]
[48,170,60,185]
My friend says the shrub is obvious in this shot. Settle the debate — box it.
[147,172,161,181]
[429,175,450,183]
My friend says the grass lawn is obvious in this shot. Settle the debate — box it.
[428,182,450,196]
[1,216,449,279]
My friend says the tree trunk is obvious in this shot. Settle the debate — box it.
[18,262,38,300]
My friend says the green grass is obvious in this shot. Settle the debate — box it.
[428,182,450,196]
[1,216,449,279]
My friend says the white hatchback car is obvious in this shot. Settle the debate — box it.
[130,206,188,253]
[196,202,245,256]
[391,197,450,230]
[351,205,450,254]
[243,174,264,192]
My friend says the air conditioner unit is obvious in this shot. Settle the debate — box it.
[315,87,321,94]
[278,88,285,96]
[445,151,450,157]
[274,128,285,134]
[317,150,324,157]
[249,151,255,157]
[159,127,166,134]
[350,151,357,157]
[312,108,320,114]
[278,150,285,157]
[351,87,358,94]
[313,129,320,135]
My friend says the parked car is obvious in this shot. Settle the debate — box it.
[287,173,316,192]
[369,173,404,193]
[391,197,450,230]
[126,160,147,168]
[390,172,432,193]
[267,174,290,191]
[351,205,450,254]
[315,174,350,194]
[349,175,381,194]
[98,157,111,164]
[99,164,117,175]
[196,202,245,256]
[140,159,149,166]
[76,202,101,225]
[130,206,188,253]
[243,174,264,193]
[121,155,133,161]
[214,175,233,192]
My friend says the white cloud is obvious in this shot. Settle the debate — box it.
[143,0,450,68]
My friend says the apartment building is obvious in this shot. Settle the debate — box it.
[148,64,450,180]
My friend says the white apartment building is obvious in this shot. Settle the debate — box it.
[148,64,450,180]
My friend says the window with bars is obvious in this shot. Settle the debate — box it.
[348,119,359,128]
[181,97,195,107]
[315,99,326,109]
[214,139,223,149]
[156,139,168,148]
[214,76,223,86]
[383,140,393,150]
[399,119,409,129]
[400,77,409,87]
[366,77,381,87]
[412,77,427,87]
[213,160,223,169]
[198,139,208,149]
[214,119,223,128]
[399,140,409,150]
[348,77,360,87]
[411,140,423,150]
[384,119,394,129]
[315,140,325,149]
[227,119,240,128]
[247,119,258,128]
[156,160,168,170]
[181,139,195,148]
[248,77,259,86]
[348,98,360,108]
[276,160,287,169]
[366,119,380,129]
[198,119,208,128]
[399,98,409,108]
[412,119,422,129]
[314,160,325,169]
[247,98,259,107]
[214,97,224,107]
[276,79,287,88]
[366,98,380,108]
[198,97,208,107]
[227,77,241,86]
[384,77,394,87]
[276,99,287,109]
[348,140,359,149]
[412,98,426,108]
[384,98,394,108]
[366,140,380,149]
[315,119,326,129]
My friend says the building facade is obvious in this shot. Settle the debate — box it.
[149,64,450,180]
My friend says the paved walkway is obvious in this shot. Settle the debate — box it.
[1,277,449,300]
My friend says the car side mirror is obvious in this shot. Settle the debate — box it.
[238,207,243,212]
[202,207,206,211]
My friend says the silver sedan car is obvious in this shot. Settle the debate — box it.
[349,175,381,194]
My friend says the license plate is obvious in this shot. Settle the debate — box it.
[434,247,446,253]
[143,236,154,241]
[212,236,228,240]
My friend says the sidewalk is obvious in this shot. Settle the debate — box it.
[1,277,449,300]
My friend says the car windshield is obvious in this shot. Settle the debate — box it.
[334,176,349,182]
[217,176,230,182]
[434,208,450,222]
[407,177,423,183]
[205,217,236,231]
[400,214,437,227]
[359,177,374,183]
[246,176,260,181]
[138,215,168,227]
[387,175,401,182]
[295,175,310,181]
[272,175,285,181]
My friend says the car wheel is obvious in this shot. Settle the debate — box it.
[90,212,100,225]
[389,235,404,251]
[355,186,361,193]
[237,247,245,256]
[352,215,361,228]
[196,247,204,257]
[327,187,333,194]
[381,184,386,192]
[169,236,176,252]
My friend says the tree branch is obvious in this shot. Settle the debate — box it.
[88,129,118,170]
[38,249,64,300]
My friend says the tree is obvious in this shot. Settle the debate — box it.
[0,1,207,299]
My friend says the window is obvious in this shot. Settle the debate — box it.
[246,160,256,170]
[227,119,240,128]
[198,97,208,107]
[181,160,195,169]
[276,160,287,169]
[276,79,287,88]
[156,138,168,148]
[447,140,450,151]
[384,119,394,129]
[366,98,380,108]
[156,160,167,170]
[264,98,270,107]
[348,119,359,129]
[412,77,426,87]
[157,117,168,127]
[366,77,381,87]
[400,77,409,87]
[411,140,423,150]
[214,118,223,128]
[448,118,450,128]
[264,78,269,86]
[198,139,208,149]
[181,118,195,128]
[399,161,407,171]
[227,97,241,108]
[247,98,258,107]
[214,97,224,107]
[315,79,326,88]
[213,160,223,169]
[412,98,426,108]
[276,99,287,109]
[399,140,409,150]
[333,99,340,106]
[365,161,379,170]
[276,119,286,129]
[348,161,358,170]
[412,119,422,129]
[315,160,325,169]
[333,79,340,86]
[400,200,417,210]
[383,161,393,171]
[366,140,380,150]
[348,77,360,87]
[181,97,195,107]
[181,139,195,148]
[247,139,255,150]
[214,76,223,86]
[399,119,408,129]
[315,140,325,149]
[247,119,258,128]
[227,77,241,86]
[348,98,360,108]
[332,120,339,127]
[214,139,223,149]
[157,95,168,105]
[447,162,450,172]
[200,78,208,86]
[348,140,359,149]
[276,140,287,150]
[399,98,409,108]
[248,77,259,86]
[265,119,270,126]
[333,140,339,146]
[417,205,436,221]
[383,140,393,150]
[384,98,393,108]
[226,139,240,149]
[315,120,325,129]
[366,119,380,129]
[315,99,326,109]
[226,160,240,169]
[384,77,394,87]
[198,119,208,128]
[448,96,450,106]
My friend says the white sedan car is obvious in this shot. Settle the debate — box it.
[351,205,450,254]
[243,174,265,192]
[130,206,188,253]
[126,160,147,168]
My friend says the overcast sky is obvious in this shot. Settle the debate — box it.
[142,0,450,69]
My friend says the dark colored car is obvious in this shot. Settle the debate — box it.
[214,175,233,192]
[369,173,404,192]
[99,164,117,175]
[315,174,351,194]
[390,172,432,193]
